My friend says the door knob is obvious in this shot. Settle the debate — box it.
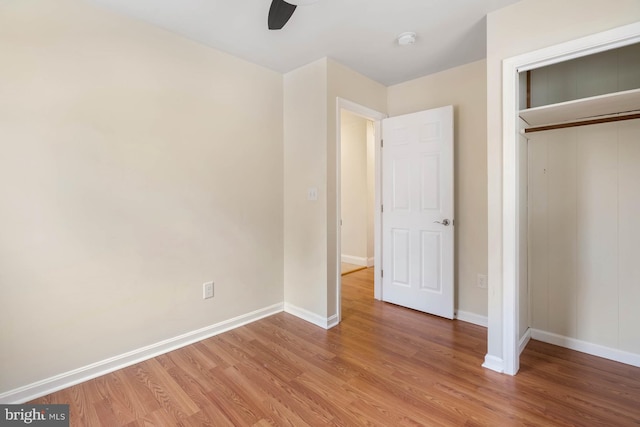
[434,219,450,226]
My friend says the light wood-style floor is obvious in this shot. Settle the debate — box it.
[32,268,640,426]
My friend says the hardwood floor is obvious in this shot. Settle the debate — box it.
[31,268,640,426]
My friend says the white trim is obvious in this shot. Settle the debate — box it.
[502,54,520,376]
[373,119,383,300]
[531,329,640,368]
[519,328,532,355]
[515,29,640,73]
[337,98,387,122]
[519,88,640,127]
[482,355,504,373]
[284,303,336,329]
[0,303,284,404]
[336,97,387,323]
[341,254,368,266]
[455,311,488,328]
[340,255,374,267]
[326,314,339,329]
[498,21,640,378]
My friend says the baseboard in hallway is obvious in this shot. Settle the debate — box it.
[341,263,367,275]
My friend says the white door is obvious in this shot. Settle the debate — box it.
[381,106,454,319]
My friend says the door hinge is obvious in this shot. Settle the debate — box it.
[381,139,384,148]
[381,205,384,213]
[381,270,384,278]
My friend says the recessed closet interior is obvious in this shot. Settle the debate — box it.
[518,42,640,365]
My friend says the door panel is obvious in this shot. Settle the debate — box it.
[392,157,411,211]
[420,154,440,210]
[382,106,454,319]
[420,231,441,291]
[391,228,410,286]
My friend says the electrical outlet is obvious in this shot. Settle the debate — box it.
[203,281,214,299]
[307,187,318,201]
[477,274,488,289]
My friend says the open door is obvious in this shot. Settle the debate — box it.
[381,106,454,319]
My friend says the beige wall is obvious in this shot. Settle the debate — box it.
[486,0,640,364]
[0,0,284,394]
[387,60,488,317]
[283,59,329,317]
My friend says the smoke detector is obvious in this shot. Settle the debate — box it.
[397,32,417,46]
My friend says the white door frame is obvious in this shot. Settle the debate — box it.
[499,22,640,375]
[336,98,387,322]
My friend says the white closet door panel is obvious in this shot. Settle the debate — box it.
[619,119,640,354]
[528,135,549,331]
[547,130,578,338]
[575,123,619,348]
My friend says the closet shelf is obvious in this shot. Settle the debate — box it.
[520,88,640,128]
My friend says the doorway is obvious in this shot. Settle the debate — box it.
[335,98,386,323]
[340,110,375,277]
[336,100,456,323]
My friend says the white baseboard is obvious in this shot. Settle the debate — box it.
[341,255,368,266]
[367,257,374,267]
[519,328,532,355]
[0,303,284,404]
[326,314,339,329]
[455,310,488,328]
[482,354,504,373]
[284,303,337,329]
[531,329,640,368]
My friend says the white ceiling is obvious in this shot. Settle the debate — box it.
[89,0,522,86]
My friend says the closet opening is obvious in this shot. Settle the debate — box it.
[516,41,640,369]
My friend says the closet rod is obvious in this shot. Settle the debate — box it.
[524,112,640,133]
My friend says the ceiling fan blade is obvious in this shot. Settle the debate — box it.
[268,0,297,30]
